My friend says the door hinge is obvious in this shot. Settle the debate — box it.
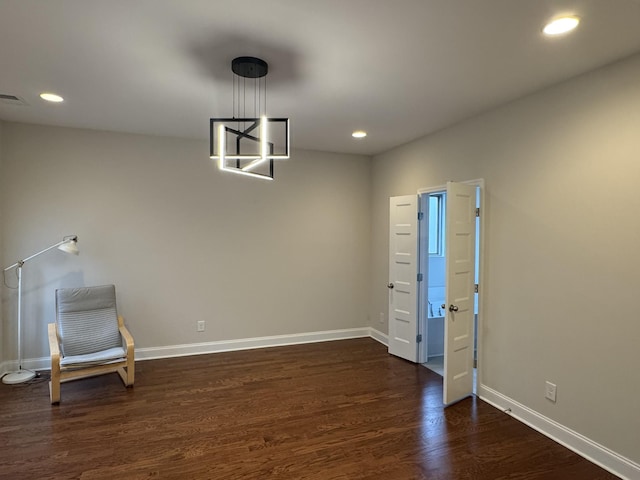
[475,207,480,217]
[417,273,423,282]
[474,284,479,293]
[418,211,424,220]
[416,334,422,343]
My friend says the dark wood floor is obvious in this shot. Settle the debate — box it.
[0,338,618,479]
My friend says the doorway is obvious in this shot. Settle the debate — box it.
[421,191,447,376]
[387,180,483,404]
[417,181,482,398]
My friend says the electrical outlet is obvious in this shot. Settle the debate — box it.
[545,381,557,402]
[379,312,385,324]
[197,320,205,332]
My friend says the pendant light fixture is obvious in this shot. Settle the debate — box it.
[210,57,290,180]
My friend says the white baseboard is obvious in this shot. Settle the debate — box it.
[478,384,640,480]
[1,357,50,377]
[134,327,371,361]
[369,327,388,346]
[0,327,374,379]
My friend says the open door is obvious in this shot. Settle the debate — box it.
[388,195,419,362]
[443,181,477,405]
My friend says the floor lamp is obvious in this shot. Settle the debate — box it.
[2,235,79,385]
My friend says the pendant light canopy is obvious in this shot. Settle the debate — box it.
[210,56,290,180]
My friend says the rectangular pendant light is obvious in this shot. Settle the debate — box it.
[209,57,289,180]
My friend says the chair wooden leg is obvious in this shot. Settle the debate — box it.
[117,367,128,386]
[48,323,61,404]
[127,354,135,386]
[50,366,61,404]
[117,360,134,387]
[50,352,61,403]
[118,317,135,387]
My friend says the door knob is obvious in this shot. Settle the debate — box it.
[387,283,394,289]
[448,304,459,312]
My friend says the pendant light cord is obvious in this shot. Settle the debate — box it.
[230,59,268,119]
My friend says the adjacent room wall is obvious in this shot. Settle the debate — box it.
[0,121,4,366]
[0,123,371,362]
[370,53,640,465]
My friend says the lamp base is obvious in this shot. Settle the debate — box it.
[2,369,36,384]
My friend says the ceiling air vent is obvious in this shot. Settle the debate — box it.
[0,94,28,106]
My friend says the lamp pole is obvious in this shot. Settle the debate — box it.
[2,236,79,385]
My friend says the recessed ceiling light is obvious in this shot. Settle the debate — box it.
[543,16,580,36]
[352,130,367,138]
[40,92,64,103]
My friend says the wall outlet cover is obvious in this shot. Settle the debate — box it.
[545,381,557,402]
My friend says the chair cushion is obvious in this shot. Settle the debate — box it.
[60,346,127,367]
[56,285,122,357]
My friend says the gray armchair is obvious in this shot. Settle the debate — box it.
[48,285,134,404]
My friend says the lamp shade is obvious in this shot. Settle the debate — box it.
[58,238,79,255]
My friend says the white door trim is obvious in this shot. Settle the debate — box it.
[418,178,484,195]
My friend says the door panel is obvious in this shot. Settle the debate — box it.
[388,195,418,362]
[444,182,477,405]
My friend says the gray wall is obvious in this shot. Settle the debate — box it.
[369,53,640,463]
[0,123,371,360]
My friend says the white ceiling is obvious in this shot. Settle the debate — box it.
[2,0,640,156]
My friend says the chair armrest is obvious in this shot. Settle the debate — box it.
[117,316,135,354]
[48,323,60,359]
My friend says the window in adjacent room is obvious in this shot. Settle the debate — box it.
[428,193,445,256]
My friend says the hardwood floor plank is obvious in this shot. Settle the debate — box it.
[0,338,619,479]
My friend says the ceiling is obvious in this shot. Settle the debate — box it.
[1,0,640,156]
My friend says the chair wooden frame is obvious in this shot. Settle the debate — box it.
[48,315,135,404]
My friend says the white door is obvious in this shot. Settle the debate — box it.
[388,195,419,362]
[443,182,477,405]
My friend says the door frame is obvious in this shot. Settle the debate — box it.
[417,178,485,394]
